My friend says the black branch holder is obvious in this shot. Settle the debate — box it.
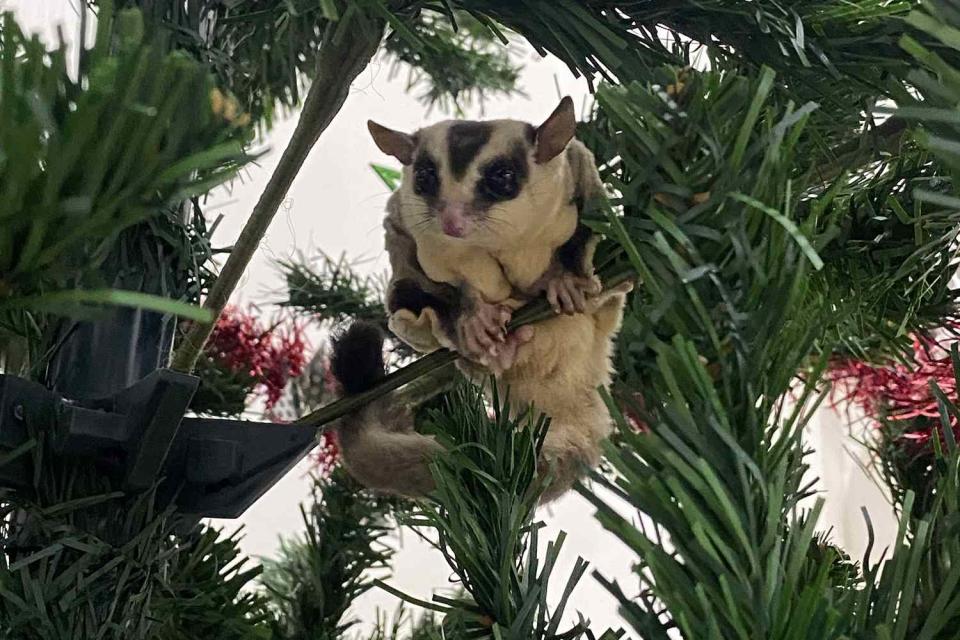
[0,369,318,519]
[0,225,320,520]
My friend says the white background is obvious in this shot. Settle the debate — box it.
[4,2,899,635]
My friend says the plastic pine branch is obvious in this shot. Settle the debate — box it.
[378,383,593,639]
[261,467,402,638]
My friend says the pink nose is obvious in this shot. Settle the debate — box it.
[442,218,466,237]
[439,201,469,238]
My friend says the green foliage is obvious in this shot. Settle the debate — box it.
[9,1,960,639]
[280,254,387,327]
[592,392,960,639]
[149,527,273,640]
[277,254,423,363]
[384,384,591,639]
[261,468,400,640]
[585,69,819,394]
[189,352,258,417]
[105,0,521,124]
[901,1,960,181]
[371,164,403,191]
[574,67,841,638]
[831,0,960,520]
[434,1,949,146]
[844,372,960,639]
[363,607,443,640]
[0,10,264,638]
[382,11,522,114]
[565,6,960,635]
[112,0,957,134]
[0,482,173,639]
[279,4,960,638]
[175,199,230,305]
[810,157,960,362]
[579,67,959,393]
[104,0,341,126]
[886,423,960,639]
[0,431,268,639]
[0,6,249,353]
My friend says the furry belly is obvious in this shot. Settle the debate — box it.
[495,293,626,425]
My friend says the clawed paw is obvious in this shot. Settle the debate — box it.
[485,325,534,374]
[545,272,601,315]
[455,303,532,374]
[456,302,510,359]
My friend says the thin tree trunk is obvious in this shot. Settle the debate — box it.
[171,23,384,373]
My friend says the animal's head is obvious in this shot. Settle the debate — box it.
[368,97,577,242]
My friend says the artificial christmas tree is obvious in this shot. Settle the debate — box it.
[4,1,960,639]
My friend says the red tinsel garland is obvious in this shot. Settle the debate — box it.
[311,431,340,476]
[205,305,308,410]
[828,330,960,443]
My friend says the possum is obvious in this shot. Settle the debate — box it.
[332,97,632,502]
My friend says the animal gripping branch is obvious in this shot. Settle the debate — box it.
[294,269,635,430]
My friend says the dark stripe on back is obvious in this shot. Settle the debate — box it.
[448,122,491,179]
[556,223,593,277]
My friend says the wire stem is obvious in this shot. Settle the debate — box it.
[170,23,384,373]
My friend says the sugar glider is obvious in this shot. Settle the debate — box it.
[331,97,632,502]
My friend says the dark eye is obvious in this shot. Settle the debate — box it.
[413,162,438,197]
[482,164,518,200]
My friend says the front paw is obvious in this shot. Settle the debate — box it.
[455,304,533,374]
[545,272,601,315]
[455,302,512,363]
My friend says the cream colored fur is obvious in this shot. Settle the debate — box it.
[341,117,630,502]
[396,120,578,299]
[456,287,629,501]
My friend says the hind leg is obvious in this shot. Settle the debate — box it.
[536,413,610,503]
[589,281,633,336]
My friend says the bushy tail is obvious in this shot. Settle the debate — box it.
[331,321,386,395]
[330,321,441,498]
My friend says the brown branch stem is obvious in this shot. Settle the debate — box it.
[170,24,384,373]
[816,117,908,184]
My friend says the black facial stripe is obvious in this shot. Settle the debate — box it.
[447,121,492,179]
[413,153,439,200]
[556,223,593,277]
[525,123,537,144]
[474,142,530,205]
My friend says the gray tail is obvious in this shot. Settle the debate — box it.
[331,321,442,498]
[331,321,386,395]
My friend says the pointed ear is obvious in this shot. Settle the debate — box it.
[534,96,576,164]
[368,120,415,165]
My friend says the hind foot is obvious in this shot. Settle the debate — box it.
[545,272,601,315]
